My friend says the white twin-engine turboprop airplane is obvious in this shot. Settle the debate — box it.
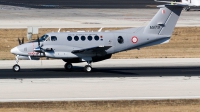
[155,0,200,11]
[11,4,187,72]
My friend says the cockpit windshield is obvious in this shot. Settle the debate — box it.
[39,35,49,42]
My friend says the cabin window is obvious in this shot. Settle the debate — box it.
[81,36,86,41]
[94,35,99,41]
[51,36,57,41]
[67,36,72,41]
[74,36,79,41]
[118,36,124,44]
[88,36,92,41]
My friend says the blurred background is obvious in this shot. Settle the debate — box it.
[0,0,174,8]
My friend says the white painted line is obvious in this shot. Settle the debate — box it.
[1,96,200,102]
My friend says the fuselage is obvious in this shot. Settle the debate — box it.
[11,27,170,60]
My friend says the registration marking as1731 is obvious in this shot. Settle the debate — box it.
[28,52,40,56]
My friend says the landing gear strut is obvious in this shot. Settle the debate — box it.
[185,7,190,11]
[84,61,92,72]
[13,55,20,72]
[64,62,73,71]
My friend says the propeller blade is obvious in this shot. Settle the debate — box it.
[37,37,40,47]
[18,38,21,45]
[36,36,45,57]
[22,37,24,44]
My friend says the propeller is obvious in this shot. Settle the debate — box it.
[22,37,24,45]
[35,37,45,56]
[18,38,21,45]
[18,37,24,45]
[37,37,40,47]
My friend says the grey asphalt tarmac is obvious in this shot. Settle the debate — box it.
[1,59,200,102]
[1,59,200,78]
[0,66,200,79]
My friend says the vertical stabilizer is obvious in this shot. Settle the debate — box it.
[143,5,184,35]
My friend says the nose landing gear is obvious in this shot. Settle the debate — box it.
[13,64,20,72]
[13,55,20,72]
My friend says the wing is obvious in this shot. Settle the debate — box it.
[71,46,112,53]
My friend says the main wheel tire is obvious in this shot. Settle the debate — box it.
[13,64,20,72]
[84,65,92,72]
[64,63,73,71]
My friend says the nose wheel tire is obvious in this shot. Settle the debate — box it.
[84,65,92,72]
[13,64,20,72]
[64,63,73,71]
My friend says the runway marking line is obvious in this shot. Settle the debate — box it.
[1,96,200,102]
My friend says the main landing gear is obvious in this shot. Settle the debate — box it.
[64,61,93,72]
[64,62,73,71]
[84,61,92,72]
[13,55,20,72]
[184,7,190,11]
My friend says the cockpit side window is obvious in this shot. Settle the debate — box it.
[39,35,49,42]
[51,36,57,41]
[46,36,50,41]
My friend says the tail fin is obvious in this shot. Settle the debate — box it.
[143,5,185,35]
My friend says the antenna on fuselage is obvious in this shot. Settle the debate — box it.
[58,28,61,32]
[98,27,103,32]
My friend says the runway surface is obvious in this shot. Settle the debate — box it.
[0,6,199,28]
[0,59,200,102]
[1,59,200,77]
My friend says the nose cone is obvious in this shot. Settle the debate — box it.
[10,47,20,54]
